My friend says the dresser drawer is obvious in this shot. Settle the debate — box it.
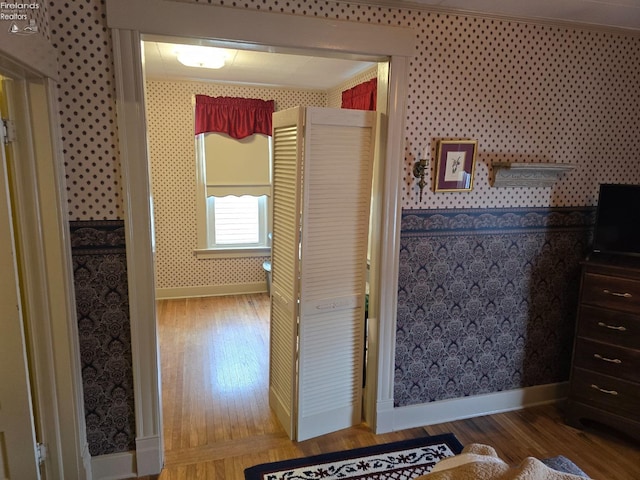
[570,367,640,421]
[573,338,640,383]
[581,272,640,313]
[577,305,640,349]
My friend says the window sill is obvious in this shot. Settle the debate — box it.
[194,247,271,259]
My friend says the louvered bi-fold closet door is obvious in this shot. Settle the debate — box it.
[269,106,376,441]
[297,107,376,441]
[269,107,304,440]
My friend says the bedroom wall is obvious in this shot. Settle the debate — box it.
[393,13,640,406]
[145,80,326,295]
[49,0,133,457]
[50,0,640,456]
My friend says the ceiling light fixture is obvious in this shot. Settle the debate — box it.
[175,45,227,69]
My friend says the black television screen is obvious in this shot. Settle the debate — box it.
[593,184,640,257]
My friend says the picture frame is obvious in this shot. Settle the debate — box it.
[434,139,478,192]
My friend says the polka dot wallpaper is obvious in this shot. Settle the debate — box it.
[49,0,121,220]
[145,80,326,289]
[54,0,640,222]
[403,18,640,209]
[30,1,50,40]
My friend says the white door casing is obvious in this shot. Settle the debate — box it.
[0,113,40,480]
[0,42,89,478]
[107,3,413,470]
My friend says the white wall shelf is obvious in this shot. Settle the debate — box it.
[491,162,575,188]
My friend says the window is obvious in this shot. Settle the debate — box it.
[207,195,268,247]
[195,132,272,258]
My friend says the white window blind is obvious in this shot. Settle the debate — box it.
[209,195,264,245]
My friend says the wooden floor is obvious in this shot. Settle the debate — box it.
[142,293,640,479]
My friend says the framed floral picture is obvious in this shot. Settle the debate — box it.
[434,140,478,192]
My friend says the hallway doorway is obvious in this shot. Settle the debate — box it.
[107,6,413,471]
[141,36,382,451]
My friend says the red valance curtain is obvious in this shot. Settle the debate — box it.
[341,78,377,111]
[195,95,275,139]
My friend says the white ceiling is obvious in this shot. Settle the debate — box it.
[142,0,640,89]
[142,41,377,90]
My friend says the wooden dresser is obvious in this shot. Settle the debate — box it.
[566,257,640,440]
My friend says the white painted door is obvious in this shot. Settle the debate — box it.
[269,107,376,441]
[297,107,375,441]
[0,120,41,479]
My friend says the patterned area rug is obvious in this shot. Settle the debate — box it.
[244,433,463,480]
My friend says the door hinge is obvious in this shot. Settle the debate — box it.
[36,442,47,465]
[2,118,16,145]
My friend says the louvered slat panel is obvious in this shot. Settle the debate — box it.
[299,309,364,416]
[296,107,376,441]
[302,122,372,304]
[272,124,299,292]
[269,109,303,440]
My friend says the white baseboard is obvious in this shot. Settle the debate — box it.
[90,451,135,480]
[376,382,568,433]
[156,282,267,299]
[373,399,395,434]
[82,442,92,479]
[135,435,163,476]
[89,436,162,479]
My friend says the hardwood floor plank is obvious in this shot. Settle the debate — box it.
[141,293,640,480]
[425,404,640,480]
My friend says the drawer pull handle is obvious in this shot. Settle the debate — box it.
[597,322,627,332]
[593,353,622,364]
[590,384,618,396]
[602,289,632,298]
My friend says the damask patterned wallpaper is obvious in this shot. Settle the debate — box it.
[395,208,593,406]
[69,221,135,455]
